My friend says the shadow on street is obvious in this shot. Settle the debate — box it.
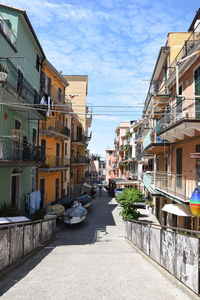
[0,190,117,295]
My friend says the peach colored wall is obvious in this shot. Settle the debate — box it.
[38,171,62,204]
[171,138,198,179]
[43,65,65,96]
[105,150,117,181]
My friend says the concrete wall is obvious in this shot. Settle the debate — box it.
[125,220,200,295]
[0,218,56,273]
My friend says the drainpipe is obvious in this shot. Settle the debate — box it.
[176,50,200,96]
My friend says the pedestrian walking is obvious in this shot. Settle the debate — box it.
[99,185,102,197]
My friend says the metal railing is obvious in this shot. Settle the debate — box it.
[40,120,70,137]
[0,14,17,46]
[0,58,40,105]
[169,22,200,78]
[0,137,45,163]
[155,172,196,202]
[42,156,70,168]
[71,156,90,164]
[72,135,86,144]
[156,97,200,134]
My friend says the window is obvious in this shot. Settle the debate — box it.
[34,89,39,104]
[41,71,51,96]
[36,54,40,72]
[15,119,21,130]
[41,139,46,158]
[40,178,45,208]
[58,87,62,102]
[17,69,23,93]
[176,148,182,188]
[55,178,59,200]
[109,160,111,166]
[32,128,37,144]
[64,143,67,156]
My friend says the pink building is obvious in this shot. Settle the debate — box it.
[105,149,117,182]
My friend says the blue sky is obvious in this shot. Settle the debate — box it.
[2,0,199,157]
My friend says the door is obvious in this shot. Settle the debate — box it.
[39,178,45,208]
[56,143,60,166]
[41,139,46,162]
[55,178,59,200]
[11,174,20,209]
[194,66,200,119]
[176,148,182,188]
[176,86,183,118]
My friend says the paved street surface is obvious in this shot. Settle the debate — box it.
[0,190,197,300]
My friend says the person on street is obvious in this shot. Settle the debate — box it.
[99,185,102,197]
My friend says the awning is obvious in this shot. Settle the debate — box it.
[162,204,193,217]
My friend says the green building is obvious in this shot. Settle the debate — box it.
[0,4,46,213]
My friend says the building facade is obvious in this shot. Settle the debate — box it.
[0,4,45,212]
[38,60,71,206]
[141,10,200,229]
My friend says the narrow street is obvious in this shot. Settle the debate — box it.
[0,191,195,300]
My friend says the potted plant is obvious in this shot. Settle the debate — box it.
[0,63,8,82]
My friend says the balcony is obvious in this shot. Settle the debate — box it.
[86,113,92,128]
[0,14,17,48]
[143,130,170,154]
[155,172,196,202]
[142,172,159,195]
[156,98,200,142]
[71,156,89,165]
[85,132,92,142]
[72,136,86,145]
[0,58,45,118]
[40,120,70,139]
[41,156,70,169]
[167,22,200,83]
[0,137,44,166]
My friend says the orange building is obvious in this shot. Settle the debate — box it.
[38,60,71,206]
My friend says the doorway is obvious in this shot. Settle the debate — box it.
[11,168,20,209]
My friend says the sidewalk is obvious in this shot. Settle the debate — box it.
[0,191,197,300]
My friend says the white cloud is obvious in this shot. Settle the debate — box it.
[2,0,199,153]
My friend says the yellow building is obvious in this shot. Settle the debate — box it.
[38,60,71,206]
[63,75,92,197]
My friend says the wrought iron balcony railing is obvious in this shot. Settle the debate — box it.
[0,58,42,106]
[72,135,86,144]
[40,120,70,137]
[42,156,70,168]
[156,97,200,134]
[71,156,90,164]
[155,172,195,202]
[0,137,44,163]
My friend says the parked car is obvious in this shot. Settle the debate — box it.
[114,188,124,196]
